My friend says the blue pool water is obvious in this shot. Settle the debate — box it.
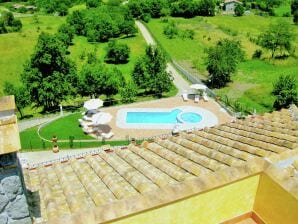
[180,112,202,123]
[126,109,202,124]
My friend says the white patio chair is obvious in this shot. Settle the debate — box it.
[202,92,209,102]
[194,95,200,103]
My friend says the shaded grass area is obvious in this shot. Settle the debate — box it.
[146,15,298,113]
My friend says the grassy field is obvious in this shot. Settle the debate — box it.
[146,15,298,113]
[0,15,66,95]
[69,33,147,81]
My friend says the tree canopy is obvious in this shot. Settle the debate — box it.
[105,41,130,64]
[21,32,78,110]
[79,62,124,99]
[206,39,244,88]
[258,21,294,58]
[272,75,298,110]
[0,11,22,33]
[132,45,172,96]
[66,6,137,42]
[3,82,30,118]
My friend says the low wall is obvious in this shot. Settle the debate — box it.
[254,173,298,224]
[112,175,260,224]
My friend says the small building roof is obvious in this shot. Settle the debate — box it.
[224,0,243,4]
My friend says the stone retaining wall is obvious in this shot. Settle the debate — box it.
[0,153,31,224]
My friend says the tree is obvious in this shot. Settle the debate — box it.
[105,41,130,64]
[291,0,298,14]
[206,39,244,88]
[120,81,138,103]
[272,75,298,110]
[67,10,86,35]
[198,0,216,16]
[258,21,293,58]
[294,10,298,25]
[79,63,106,97]
[21,33,78,111]
[79,63,124,99]
[1,11,14,26]
[0,20,7,34]
[86,0,102,8]
[234,4,245,16]
[3,82,30,118]
[163,21,178,39]
[132,45,172,96]
[56,23,75,46]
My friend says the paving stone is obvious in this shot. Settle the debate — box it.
[0,194,9,212]
[0,214,8,224]
[7,217,31,224]
[1,176,22,201]
[7,195,29,219]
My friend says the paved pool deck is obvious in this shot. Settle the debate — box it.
[99,96,233,140]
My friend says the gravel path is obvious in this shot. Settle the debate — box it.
[135,21,191,96]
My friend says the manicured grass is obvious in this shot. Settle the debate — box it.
[146,15,298,113]
[20,125,132,151]
[0,15,65,95]
[39,113,93,140]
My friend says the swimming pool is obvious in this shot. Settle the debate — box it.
[117,106,218,130]
[126,109,202,124]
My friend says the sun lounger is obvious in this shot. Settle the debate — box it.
[101,131,114,139]
[202,92,209,102]
[182,93,188,101]
[194,95,199,103]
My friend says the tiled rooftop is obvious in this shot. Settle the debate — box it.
[23,106,298,223]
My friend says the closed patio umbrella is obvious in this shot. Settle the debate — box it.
[190,84,207,91]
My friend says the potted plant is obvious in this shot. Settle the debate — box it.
[52,135,58,143]
[52,144,59,153]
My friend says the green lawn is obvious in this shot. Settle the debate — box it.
[39,113,93,140]
[20,125,132,151]
[146,15,298,113]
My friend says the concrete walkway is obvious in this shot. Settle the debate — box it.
[18,115,61,132]
[18,148,103,165]
[135,21,191,96]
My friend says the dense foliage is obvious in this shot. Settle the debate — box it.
[79,62,124,99]
[0,11,22,33]
[291,0,298,24]
[34,0,76,16]
[3,82,30,118]
[128,0,216,21]
[234,4,245,16]
[105,41,130,64]
[132,45,172,96]
[206,39,244,88]
[21,33,78,110]
[272,75,298,109]
[67,5,137,42]
[258,21,293,58]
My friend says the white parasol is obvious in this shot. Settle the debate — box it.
[91,112,113,125]
[83,99,104,110]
